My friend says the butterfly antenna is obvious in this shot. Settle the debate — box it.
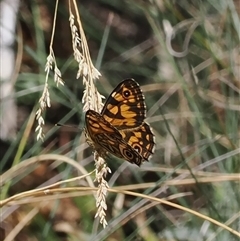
[55,123,83,131]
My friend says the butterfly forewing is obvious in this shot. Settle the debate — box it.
[85,109,144,166]
[101,79,146,130]
[85,110,122,138]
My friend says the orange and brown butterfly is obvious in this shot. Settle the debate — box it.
[84,79,155,166]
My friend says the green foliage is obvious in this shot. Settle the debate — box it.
[1,0,239,240]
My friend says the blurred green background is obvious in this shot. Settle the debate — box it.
[1,0,239,240]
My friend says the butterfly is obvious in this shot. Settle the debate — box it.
[85,79,155,166]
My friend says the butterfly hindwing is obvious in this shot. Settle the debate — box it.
[120,122,155,161]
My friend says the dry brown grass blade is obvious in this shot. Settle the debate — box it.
[2,186,239,238]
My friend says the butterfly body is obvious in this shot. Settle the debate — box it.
[85,79,155,166]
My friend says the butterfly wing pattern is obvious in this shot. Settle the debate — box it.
[85,110,145,166]
[101,79,146,130]
[85,78,155,166]
[120,123,155,161]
